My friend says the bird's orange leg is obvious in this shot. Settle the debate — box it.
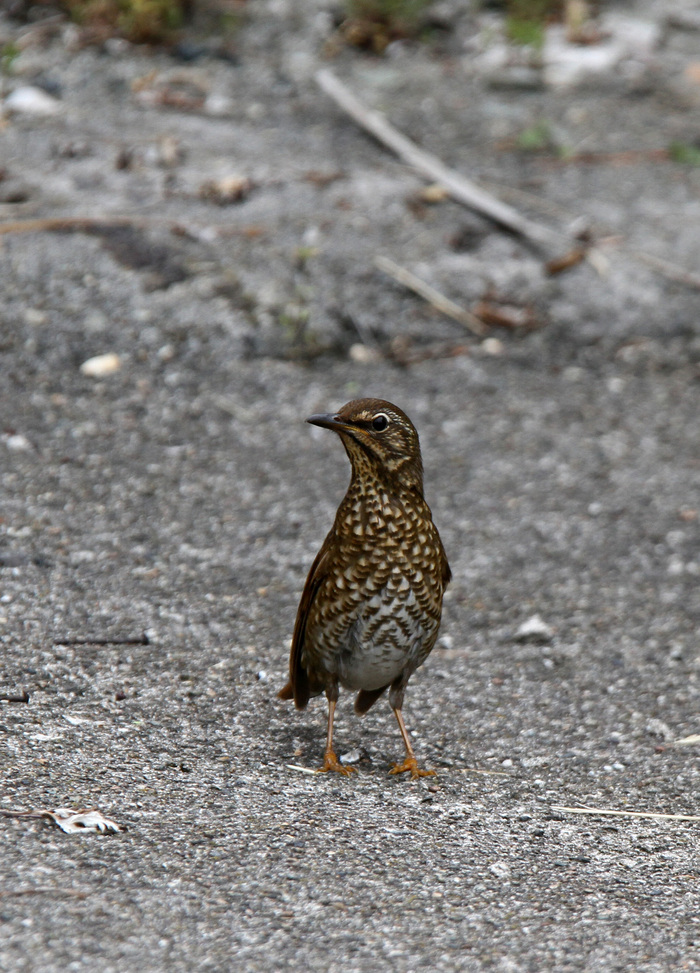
[319,696,356,775]
[390,707,436,779]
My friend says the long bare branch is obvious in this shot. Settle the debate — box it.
[316,68,567,254]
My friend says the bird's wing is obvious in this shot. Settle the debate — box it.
[279,541,331,710]
[441,545,452,587]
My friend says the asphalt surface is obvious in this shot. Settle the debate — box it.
[1,2,699,971]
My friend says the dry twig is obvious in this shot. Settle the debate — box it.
[633,251,700,291]
[375,256,486,336]
[316,69,567,255]
[0,216,151,236]
[551,804,700,823]
[0,887,89,899]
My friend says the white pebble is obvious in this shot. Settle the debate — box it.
[4,86,62,116]
[23,308,47,326]
[80,353,122,377]
[480,337,504,356]
[514,614,554,643]
[5,434,31,451]
[349,343,381,364]
[489,861,511,881]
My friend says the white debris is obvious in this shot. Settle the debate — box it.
[514,614,554,643]
[49,808,123,834]
[204,93,234,117]
[0,806,123,834]
[5,434,31,451]
[480,337,504,356]
[543,15,661,88]
[489,860,511,881]
[4,86,62,116]
[674,735,700,747]
[646,718,674,741]
[80,353,122,377]
[349,343,381,364]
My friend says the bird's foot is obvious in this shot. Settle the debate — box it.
[389,756,436,780]
[318,749,357,776]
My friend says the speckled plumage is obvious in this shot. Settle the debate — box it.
[278,398,450,778]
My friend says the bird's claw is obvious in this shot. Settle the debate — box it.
[390,757,436,780]
[318,750,357,776]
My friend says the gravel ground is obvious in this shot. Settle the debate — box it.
[1,2,699,971]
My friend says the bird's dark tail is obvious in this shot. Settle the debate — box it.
[278,672,310,710]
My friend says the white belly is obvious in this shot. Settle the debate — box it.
[335,587,430,691]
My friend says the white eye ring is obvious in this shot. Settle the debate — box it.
[372,413,389,431]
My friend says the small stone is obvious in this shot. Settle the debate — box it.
[80,353,122,377]
[156,135,183,168]
[349,343,381,364]
[5,434,31,451]
[646,718,674,741]
[204,94,235,117]
[4,86,62,116]
[489,861,511,881]
[480,337,504,356]
[514,614,554,643]
[339,748,362,765]
[23,309,47,326]
[0,180,31,203]
[420,183,449,204]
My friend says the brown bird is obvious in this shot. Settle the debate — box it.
[278,398,451,779]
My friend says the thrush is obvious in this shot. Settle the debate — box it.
[278,398,451,779]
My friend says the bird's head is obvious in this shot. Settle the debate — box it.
[307,398,424,492]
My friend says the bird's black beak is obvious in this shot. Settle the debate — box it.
[307,413,349,432]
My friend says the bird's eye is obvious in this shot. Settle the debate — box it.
[372,413,389,431]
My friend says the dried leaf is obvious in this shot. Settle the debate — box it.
[49,808,123,834]
[199,176,254,206]
[545,247,586,276]
[1,807,124,834]
[473,300,538,330]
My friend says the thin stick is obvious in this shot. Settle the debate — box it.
[453,767,512,777]
[316,68,566,254]
[551,804,700,823]
[0,216,152,236]
[633,250,700,291]
[375,255,487,336]
[0,216,265,241]
[0,888,89,899]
